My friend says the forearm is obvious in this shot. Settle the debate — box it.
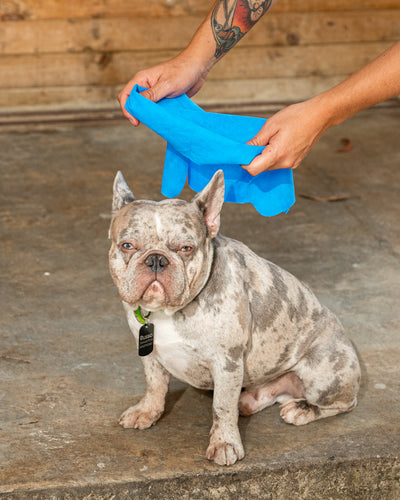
[119,0,280,118]
[319,41,400,128]
[183,0,280,74]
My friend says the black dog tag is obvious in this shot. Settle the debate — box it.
[138,323,154,357]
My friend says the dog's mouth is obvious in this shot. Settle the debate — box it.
[136,276,176,311]
[142,279,166,301]
[116,260,189,312]
[137,273,190,312]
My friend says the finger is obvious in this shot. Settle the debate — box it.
[242,145,280,176]
[118,84,140,126]
[120,95,140,126]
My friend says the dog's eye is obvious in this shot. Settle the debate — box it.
[180,245,193,253]
[121,242,135,251]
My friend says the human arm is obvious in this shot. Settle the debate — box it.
[244,40,400,174]
[118,0,279,125]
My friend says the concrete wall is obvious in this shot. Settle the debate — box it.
[0,0,399,110]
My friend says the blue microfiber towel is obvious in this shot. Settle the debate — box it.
[125,85,295,216]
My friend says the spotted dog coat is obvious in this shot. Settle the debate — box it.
[109,170,360,466]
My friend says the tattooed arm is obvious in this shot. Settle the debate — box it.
[212,0,273,58]
[118,0,279,125]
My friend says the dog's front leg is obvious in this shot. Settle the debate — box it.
[206,358,245,466]
[119,356,170,430]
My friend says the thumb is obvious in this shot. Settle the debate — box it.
[247,133,265,147]
[246,122,276,148]
[243,127,279,175]
[140,83,168,103]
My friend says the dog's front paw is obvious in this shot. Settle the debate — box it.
[119,403,163,430]
[206,439,245,466]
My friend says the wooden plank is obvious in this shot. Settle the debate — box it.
[0,85,123,109]
[243,10,400,47]
[0,42,392,88]
[0,0,191,21]
[1,11,399,55]
[1,0,398,21]
[0,16,200,55]
[197,75,348,104]
[0,50,178,88]
[212,41,394,80]
[0,75,349,109]
[272,0,400,14]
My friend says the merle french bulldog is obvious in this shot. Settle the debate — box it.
[109,170,360,466]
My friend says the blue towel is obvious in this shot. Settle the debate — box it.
[125,85,295,216]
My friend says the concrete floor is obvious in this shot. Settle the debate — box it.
[0,106,399,498]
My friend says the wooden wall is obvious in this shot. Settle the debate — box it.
[0,0,399,111]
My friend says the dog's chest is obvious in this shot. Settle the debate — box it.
[124,306,213,389]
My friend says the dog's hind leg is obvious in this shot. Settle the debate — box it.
[279,397,357,426]
[279,328,361,426]
[239,372,305,417]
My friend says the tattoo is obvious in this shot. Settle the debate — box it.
[211,0,272,58]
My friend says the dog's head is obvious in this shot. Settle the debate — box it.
[109,170,225,314]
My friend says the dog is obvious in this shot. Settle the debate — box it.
[108,170,360,466]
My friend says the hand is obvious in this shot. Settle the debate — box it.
[118,52,209,126]
[244,97,332,175]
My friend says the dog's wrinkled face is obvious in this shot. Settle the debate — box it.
[109,171,225,314]
[109,200,209,312]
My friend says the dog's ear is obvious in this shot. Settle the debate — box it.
[112,171,135,216]
[192,170,225,238]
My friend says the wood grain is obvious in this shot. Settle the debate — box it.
[1,11,398,55]
[0,0,398,21]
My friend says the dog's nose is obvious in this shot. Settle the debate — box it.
[144,253,169,273]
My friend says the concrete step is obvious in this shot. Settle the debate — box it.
[0,107,399,498]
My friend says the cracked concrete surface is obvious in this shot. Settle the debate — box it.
[0,107,399,498]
